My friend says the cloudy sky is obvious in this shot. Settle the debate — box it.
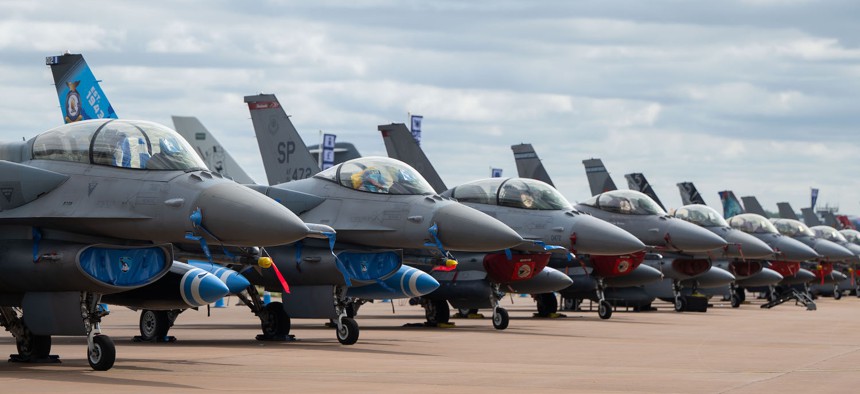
[1,0,858,216]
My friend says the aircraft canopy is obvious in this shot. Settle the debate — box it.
[728,213,779,234]
[580,190,666,215]
[443,178,571,210]
[315,156,436,195]
[839,229,860,244]
[31,119,207,171]
[674,205,729,227]
[771,218,815,237]
[811,226,848,243]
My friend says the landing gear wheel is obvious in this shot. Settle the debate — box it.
[674,297,686,312]
[425,300,450,325]
[562,297,578,311]
[492,307,509,330]
[730,294,741,308]
[834,290,843,300]
[598,301,613,320]
[139,310,170,341]
[88,335,116,371]
[16,334,51,360]
[336,317,359,345]
[261,302,290,338]
[536,293,558,316]
[457,308,478,317]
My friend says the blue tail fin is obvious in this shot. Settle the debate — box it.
[718,190,745,219]
[46,53,117,123]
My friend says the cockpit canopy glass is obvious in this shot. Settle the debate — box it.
[840,229,860,244]
[580,190,667,215]
[727,213,779,234]
[810,226,847,243]
[771,218,815,237]
[31,119,207,171]
[315,156,436,195]
[442,178,571,210]
[674,205,729,227]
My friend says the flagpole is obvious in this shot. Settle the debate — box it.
[318,130,323,169]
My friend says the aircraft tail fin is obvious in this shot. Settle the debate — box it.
[677,182,706,205]
[46,53,117,123]
[741,196,767,217]
[835,214,855,229]
[776,202,799,220]
[511,143,555,186]
[171,116,256,184]
[582,158,617,196]
[718,190,745,219]
[800,208,822,226]
[624,173,666,211]
[244,94,320,185]
[379,123,447,193]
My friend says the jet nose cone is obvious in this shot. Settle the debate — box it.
[843,243,860,263]
[194,183,310,246]
[180,267,230,307]
[813,239,855,261]
[667,219,727,252]
[433,203,523,252]
[403,266,440,297]
[722,229,774,259]
[570,215,645,255]
[737,268,783,287]
[696,267,735,288]
[772,236,820,261]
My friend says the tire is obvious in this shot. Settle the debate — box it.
[16,334,51,360]
[730,294,741,308]
[139,310,170,340]
[536,293,558,316]
[562,297,577,311]
[457,308,478,317]
[336,317,359,345]
[734,288,746,303]
[598,301,613,320]
[88,335,116,371]
[834,290,843,300]
[425,300,450,325]
[492,307,509,330]
[261,302,290,338]
[674,297,686,312]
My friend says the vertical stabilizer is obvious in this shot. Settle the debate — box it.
[776,202,799,220]
[801,208,822,226]
[244,94,320,185]
[624,173,666,211]
[718,191,745,219]
[46,53,117,123]
[677,182,706,205]
[582,158,617,196]
[172,116,256,184]
[511,144,554,186]
[379,123,447,193]
[741,196,767,217]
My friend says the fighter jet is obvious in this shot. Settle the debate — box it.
[0,118,313,371]
[718,192,821,309]
[384,130,650,322]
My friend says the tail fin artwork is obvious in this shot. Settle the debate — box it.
[379,123,447,193]
[801,208,823,226]
[718,190,745,219]
[46,53,117,123]
[582,158,617,197]
[510,143,555,186]
[677,182,707,205]
[741,196,767,217]
[624,173,666,212]
[172,116,256,184]
[776,202,800,221]
[244,94,320,185]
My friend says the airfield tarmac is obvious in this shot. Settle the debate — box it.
[1,295,859,393]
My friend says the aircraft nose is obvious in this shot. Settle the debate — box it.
[723,229,774,259]
[179,266,230,307]
[432,203,524,252]
[772,236,820,261]
[737,268,783,287]
[695,267,735,288]
[570,214,645,255]
[843,243,860,263]
[813,239,855,261]
[194,183,310,247]
[666,219,727,252]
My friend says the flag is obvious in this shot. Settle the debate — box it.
[321,133,336,170]
[811,188,819,209]
[410,114,423,146]
[491,168,503,177]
